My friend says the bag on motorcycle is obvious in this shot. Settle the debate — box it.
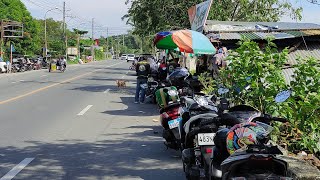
[155,86,179,108]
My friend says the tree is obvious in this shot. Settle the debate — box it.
[123,0,302,37]
[0,0,42,56]
[208,0,302,22]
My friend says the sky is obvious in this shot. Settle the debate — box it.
[21,0,320,38]
[21,0,132,38]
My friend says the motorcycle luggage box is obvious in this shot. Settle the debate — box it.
[50,63,57,71]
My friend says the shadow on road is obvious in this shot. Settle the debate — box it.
[0,129,183,180]
[102,96,159,117]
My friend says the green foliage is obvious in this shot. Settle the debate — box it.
[0,0,42,56]
[280,57,320,154]
[124,0,302,37]
[199,39,320,155]
[94,49,105,60]
[198,72,216,95]
[219,39,289,113]
[208,0,302,22]
[123,0,203,36]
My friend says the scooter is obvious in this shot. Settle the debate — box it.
[182,90,292,180]
[49,59,66,72]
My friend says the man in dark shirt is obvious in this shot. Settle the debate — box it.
[135,57,151,104]
[167,58,179,75]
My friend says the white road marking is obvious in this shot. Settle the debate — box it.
[103,89,110,94]
[121,70,130,79]
[41,75,47,77]
[0,158,34,180]
[77,105,93,116]
[19,80,25,82]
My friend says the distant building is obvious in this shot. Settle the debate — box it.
[203,20,320,83]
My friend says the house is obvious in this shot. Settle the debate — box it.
[203,20,320,83]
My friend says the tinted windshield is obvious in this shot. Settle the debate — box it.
[128,55,134,57]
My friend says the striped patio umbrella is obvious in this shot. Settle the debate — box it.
[154,29,216,55]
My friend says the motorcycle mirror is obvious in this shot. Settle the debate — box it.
[275,90,292,103]
[218,88,229,95]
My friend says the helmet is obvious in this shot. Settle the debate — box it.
[167,67,190,87]
[226,122,271,155]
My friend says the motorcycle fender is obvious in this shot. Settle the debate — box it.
[201,146,214,167]
[171,127,181,140]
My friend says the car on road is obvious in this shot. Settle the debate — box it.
[120,54,128,61]
[126,54,135,62]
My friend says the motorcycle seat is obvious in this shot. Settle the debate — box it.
[183,113,219,134]
[159,102,181,114]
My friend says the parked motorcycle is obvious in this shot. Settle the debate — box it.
[49,59,66,72]
[156,86,184,150]
[182,90,292,180]
[167,67,202,95]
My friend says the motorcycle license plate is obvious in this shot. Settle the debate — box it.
[168,117,182,129]
[197,133,216,146]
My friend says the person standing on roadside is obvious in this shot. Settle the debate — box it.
[135,57,151,104]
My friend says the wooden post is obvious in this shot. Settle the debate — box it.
[0,20,3,59]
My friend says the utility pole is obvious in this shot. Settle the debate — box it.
[0,20,3,59]
[106,28,109,59]
[117,38,120,58]
[122,34,125,46]
[63,2,66,35]
[91,18,95,61]
[63,1,67,60]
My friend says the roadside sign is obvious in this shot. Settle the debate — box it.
[188,0,213,32]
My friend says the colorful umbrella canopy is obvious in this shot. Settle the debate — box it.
[154,29,216,55]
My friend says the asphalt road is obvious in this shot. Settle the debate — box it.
[0,60,184,180]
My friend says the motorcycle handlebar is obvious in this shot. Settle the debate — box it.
[255,115,288,124]
[270,117,288,123]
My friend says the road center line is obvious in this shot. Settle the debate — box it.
[0,158,34,180]
[103,89,110,94]
[77,105,93,116]
[0,62,123,105]
[121,70,130,79]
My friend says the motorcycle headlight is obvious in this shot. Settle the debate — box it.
[168,90,178,96]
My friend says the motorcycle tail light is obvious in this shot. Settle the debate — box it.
[165,107,180,119]
[205,148,213,154]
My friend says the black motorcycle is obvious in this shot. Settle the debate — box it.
[182,90,293,180]
[167,67,202,95]
[145,73,160,104]
[156,84,185,150]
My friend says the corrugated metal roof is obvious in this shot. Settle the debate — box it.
[302,29,320,36]
[254,32,295,39]
[285,31,308,37]
[282,68,296,84]
[205,20,320,33]
[240,32,261,40]
[220,33,242,40]
[287,42,320,65]
[206,31,316,40]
